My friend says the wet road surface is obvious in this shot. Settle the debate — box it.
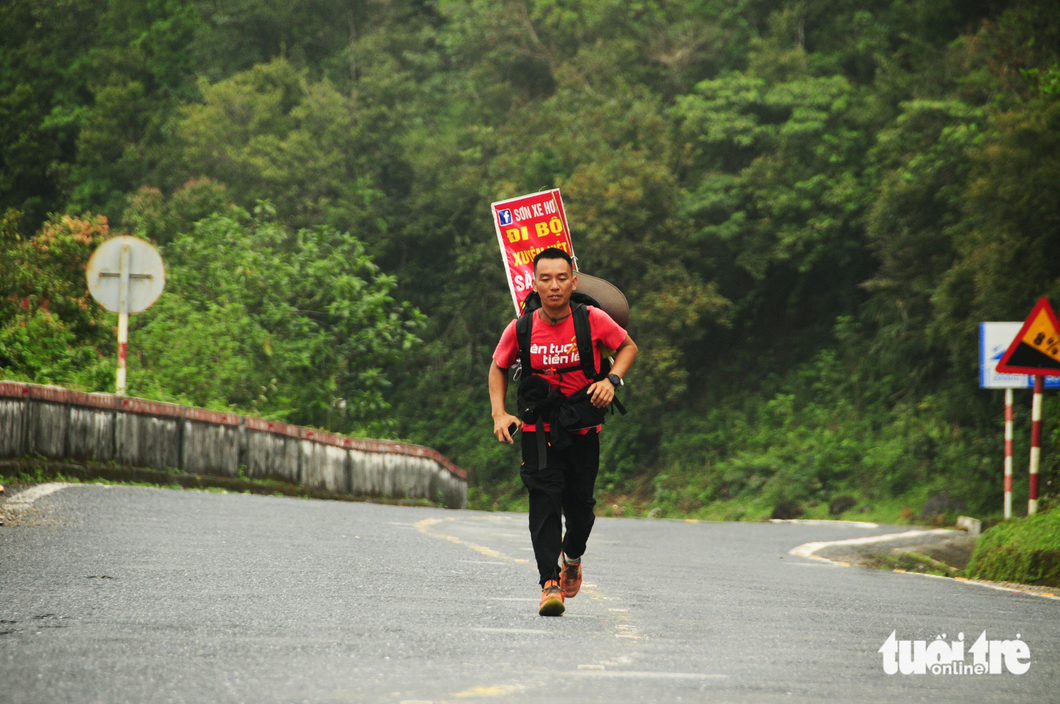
[1,484,1057,703]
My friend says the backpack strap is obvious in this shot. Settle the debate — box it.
[572,304,599,381]
[575,304,625,415]
[516,311,533,376]
[519,304,613,381]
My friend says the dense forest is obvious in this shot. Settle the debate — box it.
[2,0,1059,519]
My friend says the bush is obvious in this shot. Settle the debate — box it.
[966,508,1060,587]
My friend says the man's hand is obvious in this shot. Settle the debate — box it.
[587,379,616,408]
[588,335,636,409]
[489,361,521,444]
[493,413,522,444]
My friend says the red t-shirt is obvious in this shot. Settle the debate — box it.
[493,306,628,433]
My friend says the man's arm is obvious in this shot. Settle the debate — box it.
[489,360,522,444]
[587,334,638,408]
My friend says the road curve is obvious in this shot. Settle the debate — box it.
[1,485,1057,703]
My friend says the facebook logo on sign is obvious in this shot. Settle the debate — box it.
[498,209,513,226]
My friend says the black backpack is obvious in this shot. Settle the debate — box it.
[513,290,626,414]
[515,291,604,382]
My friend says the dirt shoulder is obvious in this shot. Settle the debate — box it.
[817,530,976,574]
[812,528,1060,599]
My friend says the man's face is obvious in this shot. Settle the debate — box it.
[533,257,577,309]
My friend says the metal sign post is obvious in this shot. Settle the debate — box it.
[86,237,166,395]
[993,298,1060,515]
[980,321,1060,518]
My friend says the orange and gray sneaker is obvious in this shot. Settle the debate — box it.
[538,580,565,616]
[560,555,582,598]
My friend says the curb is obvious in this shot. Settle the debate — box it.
[0,460,440,508]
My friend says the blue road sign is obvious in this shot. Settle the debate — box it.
[980,322,1060,389]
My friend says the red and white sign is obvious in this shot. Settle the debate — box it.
[491,189,576,315]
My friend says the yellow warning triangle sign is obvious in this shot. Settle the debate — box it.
[996,297,1060,375]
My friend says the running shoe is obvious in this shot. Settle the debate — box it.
[560,555,582,598]
[538,580,565,616]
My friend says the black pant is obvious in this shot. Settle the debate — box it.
[520,429,599,586]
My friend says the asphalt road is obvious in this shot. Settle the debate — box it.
[1,484,1057,703]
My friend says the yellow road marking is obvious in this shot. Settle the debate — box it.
[451,684,524,697]
[412,516,648,646]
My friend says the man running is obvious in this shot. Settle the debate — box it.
[488,247,638,616]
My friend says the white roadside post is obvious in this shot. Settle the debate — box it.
[1004,387,1013,519]
[116,243,131,394]
[1029,375,1043,515]
[86,237,166,396]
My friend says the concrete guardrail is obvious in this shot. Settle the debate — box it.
[0,381,467,508]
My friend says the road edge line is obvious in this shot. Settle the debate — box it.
[3,482,73,508]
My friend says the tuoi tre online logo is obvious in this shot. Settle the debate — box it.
[879,631,1030,675]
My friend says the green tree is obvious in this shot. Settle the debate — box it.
[158,57,411,244]
[129,202,424,434]
[0,212,114,387]
[674,64,873,370]
[861,99,982,401]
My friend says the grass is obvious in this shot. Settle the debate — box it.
[585,484,961,526]
[876,550,962,577]
[470,474,974,527]
[966,505,1060,587]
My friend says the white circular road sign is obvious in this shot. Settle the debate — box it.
[86,236,166,314]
